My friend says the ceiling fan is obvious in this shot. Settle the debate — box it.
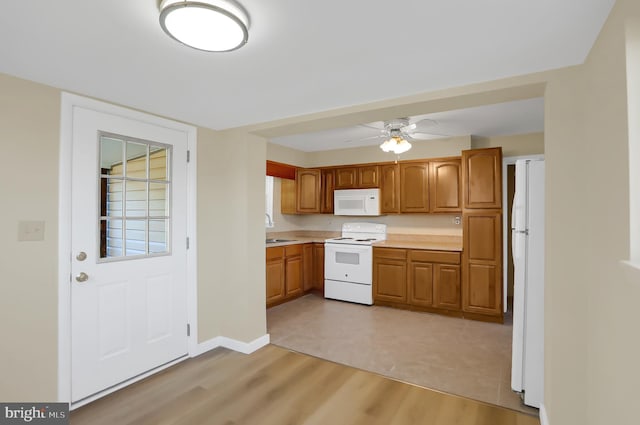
[346,117,450,154]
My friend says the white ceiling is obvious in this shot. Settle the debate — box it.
[270,98,545,152]
[0,0,613,134]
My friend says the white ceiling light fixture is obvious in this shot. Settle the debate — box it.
[159,0,249,52]
[380,132,412,154]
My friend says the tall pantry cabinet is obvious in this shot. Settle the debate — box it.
[461,147,503,321]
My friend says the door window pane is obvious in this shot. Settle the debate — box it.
[149,182,169,217]
[125,181,147,217]
[98,133,172,261]
[126,142,148,178]
[149,219,169,254]
[100,137,123,176]
[150,147,169,180]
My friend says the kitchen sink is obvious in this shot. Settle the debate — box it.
[265,238,296,244]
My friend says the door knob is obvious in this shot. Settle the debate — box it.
[76,251,87,261]
[75,272,89,283]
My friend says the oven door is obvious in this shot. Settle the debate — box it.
[324,243,372,285]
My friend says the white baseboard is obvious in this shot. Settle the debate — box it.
[539,403,549,425]
[194,333,270,356]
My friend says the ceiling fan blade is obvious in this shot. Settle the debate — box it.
[407,132,450,140]
[401,123,417,132]
[358,122,385,131]
[344,134,386,143]
[412,118,439,131]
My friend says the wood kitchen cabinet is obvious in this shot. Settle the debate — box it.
[408,250,461,311]
[357,165,380,188]
[284,245,303,297]
[380,163,400,213]
[303,243,314,291]
[320,169,335,213]
[375,247,462,314]
[296,168,322,213]
[266,247,286,306]
[266,244,305,308]
[280,178,297,214]
[313,243,325,291]
[335,167,357,189]
[373,248,408,303]
[430,159,462,213]
[462,211,502,318]
[400,162,430,212]
[462,147,502,209]
[335,165,380,189]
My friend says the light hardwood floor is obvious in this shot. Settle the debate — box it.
[71,345,539,425]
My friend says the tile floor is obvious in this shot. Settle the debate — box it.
[267,293,538,416]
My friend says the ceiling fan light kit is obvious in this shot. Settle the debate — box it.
[159,0,249,52]
[380,135,412,154]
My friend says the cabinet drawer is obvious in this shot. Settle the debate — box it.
[409,250,460,264]
[285,244,303,257]
[266,246,284,260]
[373,247,407,260]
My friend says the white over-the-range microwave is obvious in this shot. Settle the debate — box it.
[333,188,381,216]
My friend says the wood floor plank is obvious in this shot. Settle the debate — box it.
[70,345,539,425]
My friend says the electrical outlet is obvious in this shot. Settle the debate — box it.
[454,216,461,225]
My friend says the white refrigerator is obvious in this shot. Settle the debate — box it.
[511,159,545,408]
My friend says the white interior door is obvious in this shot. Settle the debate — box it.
[70,106,188,402]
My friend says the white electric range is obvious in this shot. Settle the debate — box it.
[324,223,387,305]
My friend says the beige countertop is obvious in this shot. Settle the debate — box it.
[266,231,462,251]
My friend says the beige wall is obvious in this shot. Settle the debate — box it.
[197,128,267,342]
[472,132,544,157]
[0,74,60,401]
[266,142,308,167]
[574,1,640,424]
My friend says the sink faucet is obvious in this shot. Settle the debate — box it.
[265,213,273,227]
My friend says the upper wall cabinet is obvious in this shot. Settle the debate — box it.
[335,167,357,189]
[380,164,400,213]
[400,162,430,213]
[335,165,380,189]
[462,147,502,209]
[429,159,462,213]
[320,169,335,213]
[357,165,380,188]
[296,168,321,213]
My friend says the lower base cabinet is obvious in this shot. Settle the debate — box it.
[374,247,462,315]
[266,245,303,308]
[267,243,325,308]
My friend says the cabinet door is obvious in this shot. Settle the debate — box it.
[358,165,379,188]
[462,212,502,316]
[280,178,297,215]
[266,247,285,306]
[313,243,325,291]
[462,148,502,209]
[434,264,461,310]
[335,167,357,189]
[400,162,430,212]
[285,255,303,297]
[321,169,335,213]
[408,261,433,307]
[430,159,461,212]
[373,248,407,303]
[303,244,314,291]
[296,169,321,213]
[380,164,400,213]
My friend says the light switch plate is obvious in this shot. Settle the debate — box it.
[18,221,45,241]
